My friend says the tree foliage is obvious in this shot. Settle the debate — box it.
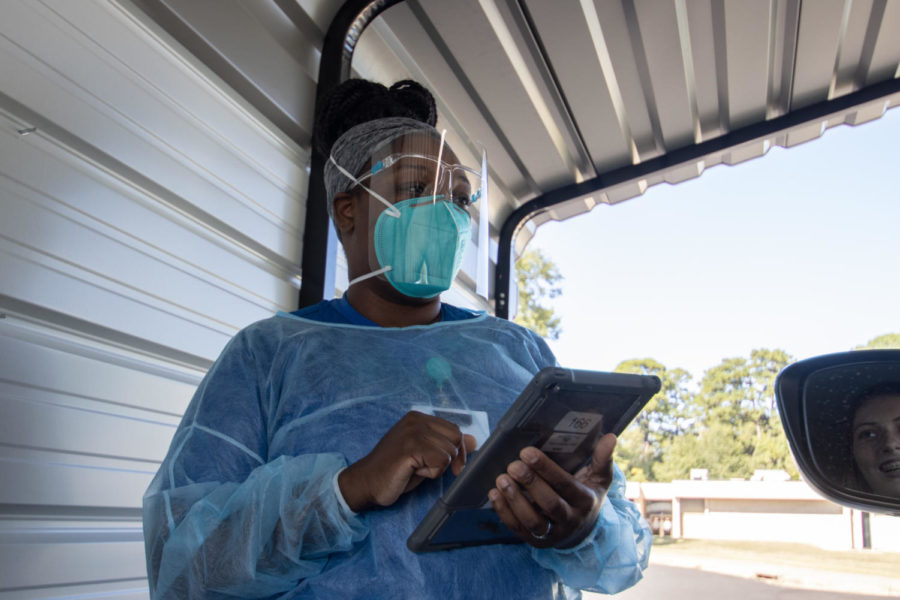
[614,348,800,481]
[514,248,563,340]
[855,333,900,349]
[612,359,695,480]
[653,423,754,482]
[696,348,790,440]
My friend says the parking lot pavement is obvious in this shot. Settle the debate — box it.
[644,551,900,598]
[587,565,893,600]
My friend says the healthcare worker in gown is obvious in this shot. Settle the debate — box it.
[142,79,651,599]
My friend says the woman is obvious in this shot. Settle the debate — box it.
[142,79,650,599]
[852,383,900,498]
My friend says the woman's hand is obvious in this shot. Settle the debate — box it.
[488,433,617,548]
[338,411,477,512]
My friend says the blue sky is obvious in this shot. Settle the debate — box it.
[528,107,900,380]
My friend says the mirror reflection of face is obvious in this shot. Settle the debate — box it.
[852,393,900,498]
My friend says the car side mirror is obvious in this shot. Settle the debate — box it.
[775,350,900,515]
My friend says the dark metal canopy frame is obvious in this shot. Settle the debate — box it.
[298,0,404,308]
[300,0,900,319]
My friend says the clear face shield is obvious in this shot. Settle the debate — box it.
[333,130,487,299]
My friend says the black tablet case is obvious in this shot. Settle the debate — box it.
[407,367,661,552]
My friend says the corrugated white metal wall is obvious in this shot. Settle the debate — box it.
[0,1,496,596]
[0,0,310,597]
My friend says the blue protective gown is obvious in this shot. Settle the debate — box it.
[142,306,651,599]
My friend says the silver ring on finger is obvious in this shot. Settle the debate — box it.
[531,521,552,540]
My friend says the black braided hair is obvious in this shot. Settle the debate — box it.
[313,79,437,157]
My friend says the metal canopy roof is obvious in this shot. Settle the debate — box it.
[135,0,900,316]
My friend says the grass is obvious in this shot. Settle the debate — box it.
[650,538,900,578]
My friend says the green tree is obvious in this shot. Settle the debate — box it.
[612,358,695,480]
[663,348,797,480]
[855,333,900,349]
[514,248,563,340]
[614,426,652,482]
[749,416,799,478]
[654,422,754,481]
[695,349,791,438]
[611,349,800,481]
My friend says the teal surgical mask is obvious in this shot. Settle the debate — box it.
[365,195,471,298]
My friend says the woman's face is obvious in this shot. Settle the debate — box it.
[852,393,900,497]
[341,132,474,291]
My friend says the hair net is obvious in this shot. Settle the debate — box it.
[143,313,650,599]
[324,116,437,222]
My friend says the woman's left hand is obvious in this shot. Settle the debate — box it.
[488,433,617,549]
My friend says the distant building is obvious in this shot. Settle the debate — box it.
[750,469,791,482]
[626,478,900,552]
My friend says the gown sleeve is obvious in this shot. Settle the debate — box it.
[529,463,652,595]
[142,328,368,599]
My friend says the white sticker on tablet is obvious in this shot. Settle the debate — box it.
[541,432,587,454]
[411,405,491,450]
[554,411,603,433]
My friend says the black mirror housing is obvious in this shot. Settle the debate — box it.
[775,350,900,515]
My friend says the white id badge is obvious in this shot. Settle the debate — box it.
[411,405,491,450]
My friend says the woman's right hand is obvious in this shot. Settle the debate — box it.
[338,411,477,512]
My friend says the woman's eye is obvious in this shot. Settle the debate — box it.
[856,429,879,441]
[399,182,428,198]
[451,186,473,207]
[452,192,472,207]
